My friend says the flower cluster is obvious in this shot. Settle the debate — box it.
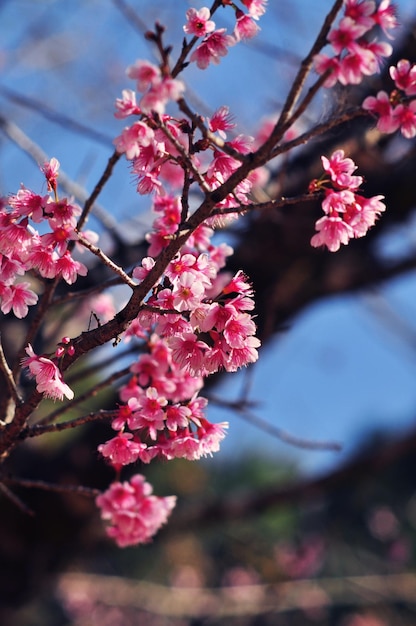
[314,0,397,86]
[98,195,260,467]
[0,159,89,319]
[99,4,266,544]
[21,343,74,401]
[310,149,386,252]
[363,59,416,138]
[184,2,267,70]
[95,474,176,547]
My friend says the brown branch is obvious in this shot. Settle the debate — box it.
[209,396,342,452]
[76,149,121,234]
[171,424,416,531]
[0,482,34,516]
[36,365,131,427]
[21,410,118,439]
[1,475,100,498]
[0,336,23,408]
[76,232,137,288]
[271,107,370,159]
[274,0,343,129]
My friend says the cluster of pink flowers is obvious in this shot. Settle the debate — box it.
[21,343,74,402]
[310,149,386,252]
[100,4,267,543]
[0,158,88,319]
[184,2,267,70]
[314,0,398,86]
[363,59,416,138]
[98,191,260,467]
[95,474,176,547]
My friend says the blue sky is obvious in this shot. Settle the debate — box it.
[1,0,416,478]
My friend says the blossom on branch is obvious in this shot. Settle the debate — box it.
[96,474,176,547]
[310,150,386,252]
[21,344,74,401]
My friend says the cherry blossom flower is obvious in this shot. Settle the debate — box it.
[98,433,146,468]
[310,150,386,251]
[126,60,161,91]
[190,29,234,69]
[241,0,268,19]
[311,215,354,252]
[363,90,400,133]
[183,7,215,37]
[96,474,176,547]
[373,0,399,37]
[234,11,260,41]
[0,282,38,318]
[390,59,416,95]
[114,89,141,119]
[41,157,60,193]
[394,101,416,139]
[208,105,236,139]
[21,344,74,401]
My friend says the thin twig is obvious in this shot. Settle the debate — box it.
[0,115,119,233]
[76,232,137,288]
[21,410,118,439]
[208,395,341,452]
[0,335,23,405]
[36,365,132,427]
[275,0,343,129]
[1,476,100,498]
[152,114,211,194]
[76,149,122,234]
[0,84,113,146]
[0,482,34,516]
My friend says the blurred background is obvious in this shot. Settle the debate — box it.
[1,1,416,624]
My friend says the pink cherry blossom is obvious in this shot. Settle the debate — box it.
[362,91,401,133]
[55,251,88,285]
[241,0,268,19]
[114,121,155,159]
[96,474,176,547]
[114,89,141,119]
[311,215,354,252]
[21,344,74,401]
[343,0,376,28]
[126,60,161,91]
[0,282,38,318]
[9,187,48,222]
[321,149,363,189]
[390,59,416,95]
[183,7,215,37]
[172,271,205,312]
[197,419,229,457]
[328,17,369,54]
[190,29,234,69]
[98,432,146,468]
[208,106,236,139]
[41,157,60,193]
[394,101,416,139]
[234,11,260,41]
[373,0,399,38]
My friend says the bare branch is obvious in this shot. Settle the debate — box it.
[76,232,137,288]
[21,410,118,439]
